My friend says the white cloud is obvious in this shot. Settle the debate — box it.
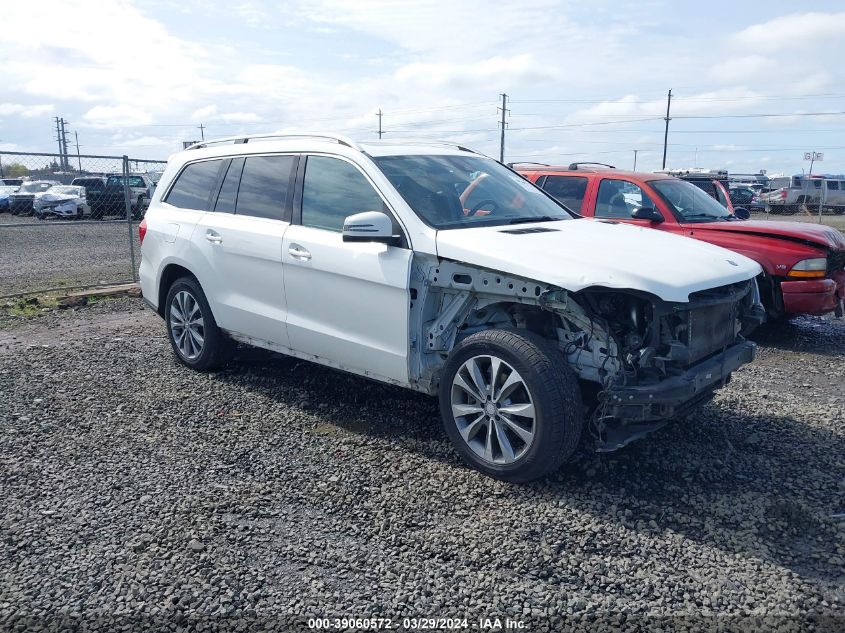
[192,105,218,120]
[394,55,553,89]
[0,103,55,118]
[734,12,845,51]
[83,105,153,127]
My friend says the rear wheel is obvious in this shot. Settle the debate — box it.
[165,276,234,371]
[132,195,145,220]
[439,329,583,483]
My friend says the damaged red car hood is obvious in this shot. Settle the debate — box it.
[690,220,845,251]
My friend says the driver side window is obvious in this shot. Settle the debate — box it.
[301,156,386,232]
[595,179,649,219]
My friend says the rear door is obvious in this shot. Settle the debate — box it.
[194,154,297,347]
[537,175,589,213]
[281,154,412,383]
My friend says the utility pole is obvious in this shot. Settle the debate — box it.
[377,109,383,139]
[198,123,205,141]
[54,117,64,160]
[498,93,509,163]
[60,118,70,170]
[661,89,672,169]
[633,149,638,171]
[74,130,82,172]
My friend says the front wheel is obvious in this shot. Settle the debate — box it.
[439,329,583,483]
[165,276,234,371]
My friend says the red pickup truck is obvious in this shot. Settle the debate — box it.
[516,164,845,319]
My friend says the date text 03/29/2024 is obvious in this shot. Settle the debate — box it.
[307,617,526,630]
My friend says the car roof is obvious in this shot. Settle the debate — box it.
[514,165,677,182]
[171,134,482,168]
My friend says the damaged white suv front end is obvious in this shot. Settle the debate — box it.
[140,135,764,482]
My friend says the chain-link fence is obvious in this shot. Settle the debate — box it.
[0,151,167,297]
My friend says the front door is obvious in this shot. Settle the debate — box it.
[282,155,412,384]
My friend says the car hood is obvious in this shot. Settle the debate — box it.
[435,219,762,303]
[687,220,845,251]
[39,193,79,203]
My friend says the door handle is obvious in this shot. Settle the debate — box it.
[205,229,223,244]
[288,244,311,261]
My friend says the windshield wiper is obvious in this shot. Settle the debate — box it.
[683,213,728,222]
[506,215,563,225]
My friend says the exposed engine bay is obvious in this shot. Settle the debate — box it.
[409,256,765,451]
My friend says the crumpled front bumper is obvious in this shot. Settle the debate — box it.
[781,270,845,316]
[601,340,756,423]
[38,204,78,217]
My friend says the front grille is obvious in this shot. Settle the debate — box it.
[828,250,845,274]
[687,302,736,364]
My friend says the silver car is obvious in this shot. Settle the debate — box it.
[34,185,90,220]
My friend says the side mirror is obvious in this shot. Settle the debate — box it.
[631,206,664,223]
[733,207,751,220]
[342,211,401,246]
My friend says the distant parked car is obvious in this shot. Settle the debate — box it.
[71,176,107,193]
[34,185,90,220]
[729,185,766,213]
[758,175,845,215]
[0,185,19,212]
[518,163,845,320]
[9,180,59,216]
[88,174,154,219]
[655,168,735,210]
[1,178,24,188]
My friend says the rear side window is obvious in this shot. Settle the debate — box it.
[828,181,840,190]
[214,158,244,213]
[165,160,223,210]
[540,176,588,212]
[235,155,295,220]
[301,156,384,232]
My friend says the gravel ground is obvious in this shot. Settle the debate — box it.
[0,215,140,296]
[0,299,843,632]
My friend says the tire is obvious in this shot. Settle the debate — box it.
[439,328,583,483]
[164,276,234,371]
[132,196,145,220]
[76,206,84,220]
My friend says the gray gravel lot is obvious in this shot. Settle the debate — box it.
[0,215,140,296]
[0,298,843,631]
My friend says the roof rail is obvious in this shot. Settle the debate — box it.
[506,161,550,168]
[568,162,616,170]
[185,132,361,151]
[363,138,479,154]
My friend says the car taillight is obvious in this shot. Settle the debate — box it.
[780,189,787,199]
[139,218,147,245]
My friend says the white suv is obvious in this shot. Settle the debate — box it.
[139,133,764,482]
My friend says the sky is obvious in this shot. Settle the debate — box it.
[1,0,844,176]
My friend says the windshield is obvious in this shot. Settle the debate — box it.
[19,182,54,193]
[107,176,146,188]
[373,155,572,229]
[651,179,733,222]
